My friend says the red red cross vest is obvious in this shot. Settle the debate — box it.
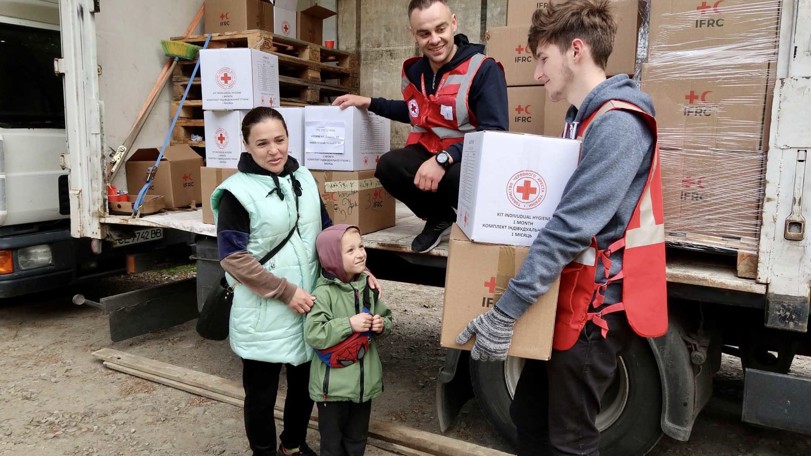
[553,100,668,351]
[401,53,492,153]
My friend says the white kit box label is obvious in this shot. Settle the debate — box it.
[457,131,581,246]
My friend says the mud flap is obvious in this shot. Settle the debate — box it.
[103,278,199,342]
[436,349,474,433]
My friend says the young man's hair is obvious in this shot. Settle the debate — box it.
[527,0,617,70]
[407,0,447,17]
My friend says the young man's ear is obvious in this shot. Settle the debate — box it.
[570,38,586,62]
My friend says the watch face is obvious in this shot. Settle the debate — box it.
[437,152,448,164]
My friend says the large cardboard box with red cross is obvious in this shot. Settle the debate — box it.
[200,48,281,110]
[456,131,580,246]
[507,86,546,134]
[640,62,774,152]
[488,0,641,86]
[204,0,297,37]
[303,106,391,171]
[125,145,204,209]
[648,0,780,58]
[204,107,304,169]
[441,224,559,360]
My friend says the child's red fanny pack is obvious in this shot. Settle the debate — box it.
[315,331,372,368]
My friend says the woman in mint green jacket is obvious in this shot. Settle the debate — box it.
[305,224,392,456]
[211,107,329,456]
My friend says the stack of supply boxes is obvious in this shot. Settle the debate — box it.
[304,106,396,234]
[640,0,780,248]
[198,46,287,224]
[486,0,642,137]
[441,130,583,361]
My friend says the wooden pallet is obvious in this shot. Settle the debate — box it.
[666,231,759,279]
[172,30,359,69]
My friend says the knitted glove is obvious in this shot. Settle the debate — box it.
[455,307,516,361]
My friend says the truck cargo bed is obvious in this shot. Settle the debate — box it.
[102,202,763,295]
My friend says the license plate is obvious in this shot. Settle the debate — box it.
[112,228,164,247]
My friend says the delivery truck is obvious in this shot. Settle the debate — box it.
[45,0,811,454]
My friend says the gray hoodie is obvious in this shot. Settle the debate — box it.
[496,75,656,319]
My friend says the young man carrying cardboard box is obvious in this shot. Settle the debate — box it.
[330,0,509,253]
[455,2,668,455]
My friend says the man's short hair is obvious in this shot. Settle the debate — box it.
[527,0,617,70]
[407,0,448,17]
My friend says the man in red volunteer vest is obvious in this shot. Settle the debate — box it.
[333,0,508,253]
[456,1,668,455]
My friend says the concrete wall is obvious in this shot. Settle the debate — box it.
[337,0,506,146]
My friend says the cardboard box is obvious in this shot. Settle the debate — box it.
[661,148,765,242]
[441,225,559,361]
[204,110,247,168]
[641,62,773,152]
[126,145,204,209]
[277,107,305,165]
[109,195,165,216]
[201,167,240,224]
[486,26,541,87]
[297,1,336,45]
[303,106,391,171]
[508,86,546,134]
[204,0,296,36]
[200,48,280,110]
[490,0,639,84]
[457,131,580,246]
[648,0,779,58]
[543,97,571,137]
[310,170,395,234]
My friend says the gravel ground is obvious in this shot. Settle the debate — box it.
[1,271,810,455]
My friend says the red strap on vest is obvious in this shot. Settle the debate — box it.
[587,303,626,339]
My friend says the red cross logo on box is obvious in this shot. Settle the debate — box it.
[182,173,193,182]
[684,90,712,104]
[483,276,497,294]
[215,128,228,149]
[515,105,532,115]
[283,22,290,35]
[215,67,237,89]
[696,0,722,13]
[506,170,547,210]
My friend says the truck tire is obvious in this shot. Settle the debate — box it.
[470,337,662,456]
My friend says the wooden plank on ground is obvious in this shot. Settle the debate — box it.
[94,349,510,456]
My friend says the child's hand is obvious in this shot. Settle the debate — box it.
[371,314,384,334]
[349,313,372,332]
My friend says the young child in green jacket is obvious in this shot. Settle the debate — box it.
[305,224,393,456]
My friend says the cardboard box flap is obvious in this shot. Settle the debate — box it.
[270,0,297,10]
[128,145,201,163]
[299,1,336,18]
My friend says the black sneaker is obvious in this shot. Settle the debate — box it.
[411,219,453,253]
[276,443,317,456]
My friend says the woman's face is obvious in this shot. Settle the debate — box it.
[244,117,289,174]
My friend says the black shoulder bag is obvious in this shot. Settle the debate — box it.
[197,177,301,341]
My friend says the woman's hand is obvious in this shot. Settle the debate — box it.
[365,269,383,298]
[349,313,373,332]
[288,287,316,314]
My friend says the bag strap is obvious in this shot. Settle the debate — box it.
[257,174,301,265]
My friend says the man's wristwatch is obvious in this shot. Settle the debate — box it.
[435,151,452,169]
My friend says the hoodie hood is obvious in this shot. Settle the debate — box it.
[572,75,655,124]
[316,224,359,283]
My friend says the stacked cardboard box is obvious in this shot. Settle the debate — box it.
[304,106,396,234]
[198,48,282,224]
[641,0,780,248]
[490,0,641,136]
[204,0,297,37]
